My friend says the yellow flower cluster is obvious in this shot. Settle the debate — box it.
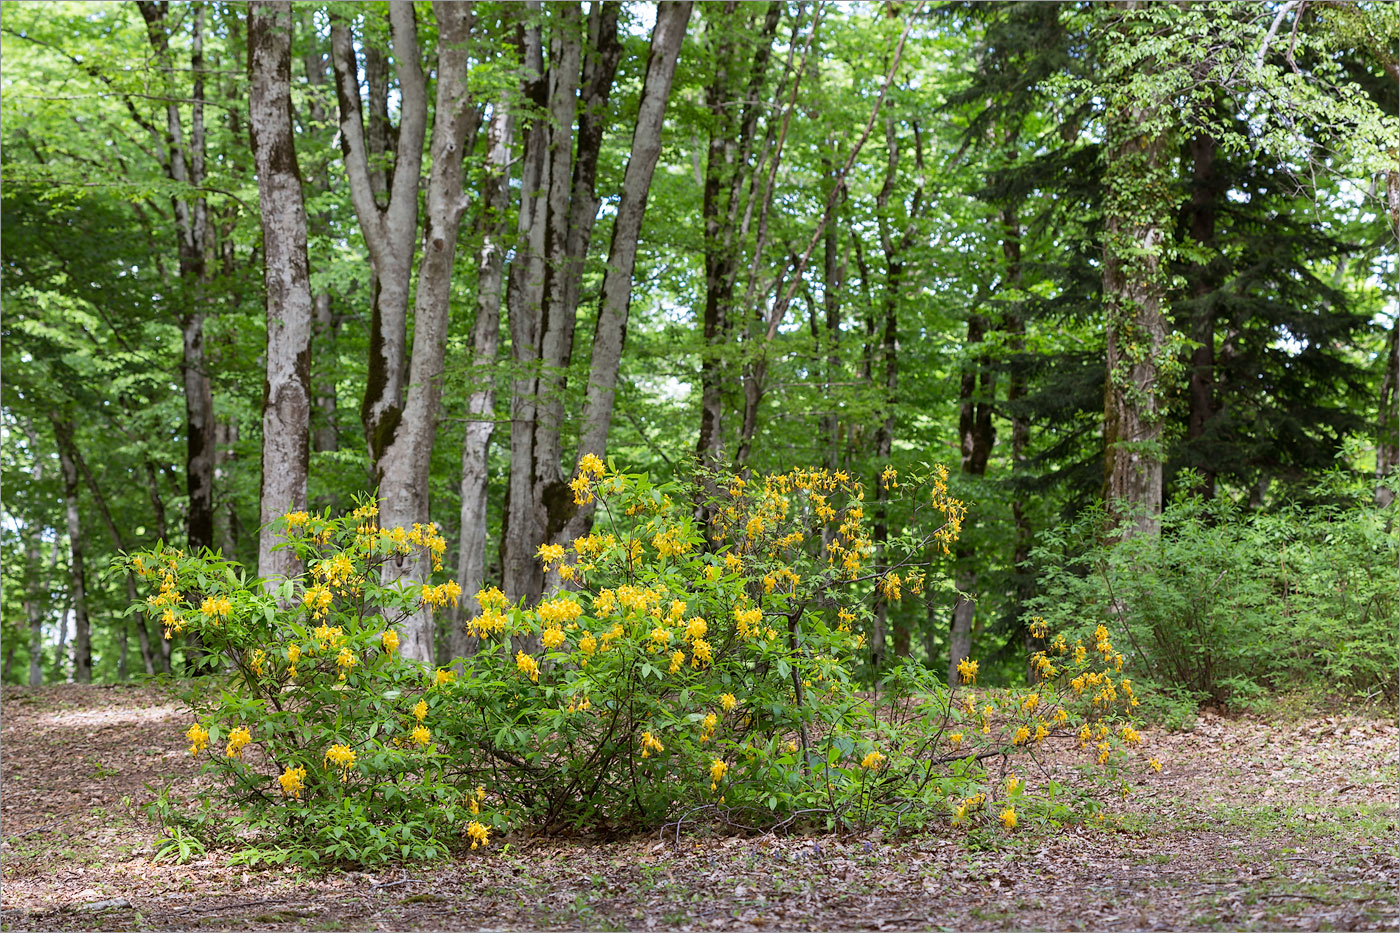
[538,598,583,626]
[336,647,357,680]
[324,744,356,781]
[640,731,665,759]
[957,657,979,685]
[381,629,399,655]
[708,758,728,791]
[186,723,209,756]
[226,726,252,759]
[200,595,232,621]
[515,651,539,683]
[278,764,307,798]
[422,581,463,610]
[467,820,491,850]
[861,750,885,771]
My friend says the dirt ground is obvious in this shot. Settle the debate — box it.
[1,684,1395,931]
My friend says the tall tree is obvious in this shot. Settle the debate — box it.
[249,0,314,584]
[51,418,92,683]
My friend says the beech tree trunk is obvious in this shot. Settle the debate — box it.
[22,421,47,686]
[138,1,217,556]
[1184,126,1221,499]
[52,419,92,684]
[374,1,480,662]
[250,0,314,586]
[330,1,427,478]
[451,91,516,663]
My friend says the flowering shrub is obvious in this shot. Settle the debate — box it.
[127,461,1159,864]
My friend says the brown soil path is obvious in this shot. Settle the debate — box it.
[2,685,1395,931]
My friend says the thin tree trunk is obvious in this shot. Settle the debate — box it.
[451,92,515,663]
[1185,127,1220,499]
[52,419,93,684]
[300,11,340,456]
[72,444,156,675]
[1376,169,1399,506]
[137,2,217,556]
[330,1,427,479]
[250,0,315,587]
[573,1,693,471]
[22,422,47,687]
[376,1,480,662]
[142,460,173,673]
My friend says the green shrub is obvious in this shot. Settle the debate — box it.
[127,461,1157,864]
[1026,472,1397,712]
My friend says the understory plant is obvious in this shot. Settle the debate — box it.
[126,459,1159,865]
[1027,470,1397,713]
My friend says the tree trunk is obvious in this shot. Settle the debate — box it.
[451,92,515,663]
[73,443,156,675]
[52,419,93,684]
[250,0,314,587]
[137,1,217,557]
[22,422,47,687]
[300,11,340,456]
[1184,128,1220,499]
[330,1,427,480]
[574,1,692,473]
[1376,169,1399,506]
[502,4,550,606]
[1101,3,1175,537]
[375,1,480,662]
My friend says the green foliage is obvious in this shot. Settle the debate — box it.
[127,464,1153,864]
[1027,474,1398,713]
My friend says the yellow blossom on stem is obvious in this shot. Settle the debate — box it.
[434,667,457,688]
[186,723,209,756]
[668,649,685,674]
[336,647,357,680]
[225,726,252,759]
[1149,756,1163,773]
[1000,807,1017,831]
[414,699,428,721]
[957,657,978,685]
[381,629,399,655]
[467,820,491,850]
[861,750,885,771]
[324,744,356,781]
[709,758,728,791]
[640,731,665,759]
[278,764,307,799]
[411,724,432,747]
[535,543,566,571]
[515,651,540,683]
[541,627,566,650]
[720,693,737,713]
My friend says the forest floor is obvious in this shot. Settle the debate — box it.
[0,684,1395,932]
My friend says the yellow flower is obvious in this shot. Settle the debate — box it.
[668,649,685,674]
[541,627,566,650]
[1149,756,1163,773]
[324,744,356,781]
[957,657,978,685]
[1012,725,1031,745]
[578,453,606,479]
[861,750,885,771]
[225,726,252,759]
[699,712,718,742]
[1000,807,1017,831]
[185,723,209,756]
[414,699,428,721]
[640,730,665,759]
[283,510,310,529]
[690,638,713,668]
[467,820,491,850]
[720,693,737,713]
[880,465,898,489]
[336,647,357,680]
[515,651,540,683]
[535,543,566,570]
[200,595,232,621]
[286,643,301,679]
[411,724,431,747]
[709,758,728,791]
[579,633,598,658]
[948,732,964,749]
[1022,693,1040,713]
[1005,774,1021,796]
[248,648,267,678]
[381,629,399,655]
[684,617,708,642]
[278,764,307,799]
[434,667,457,688]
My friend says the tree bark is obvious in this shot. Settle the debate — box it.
[330,1,427,478]
[22,421,47,686]
[52,419,92,684]
[300,11,340,456]
[1376,169,1399,506]
[72,444,156,675]
[137,1,217,556]
[1184,126,1220,499]
[375,1,481,662]
[574,1,693,471]
[451,89,516,663]
[1102,2,1174,537]
[250,0,315,587]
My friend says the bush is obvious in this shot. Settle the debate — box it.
[127,460,1158,865]
[1026,472,1397,713]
